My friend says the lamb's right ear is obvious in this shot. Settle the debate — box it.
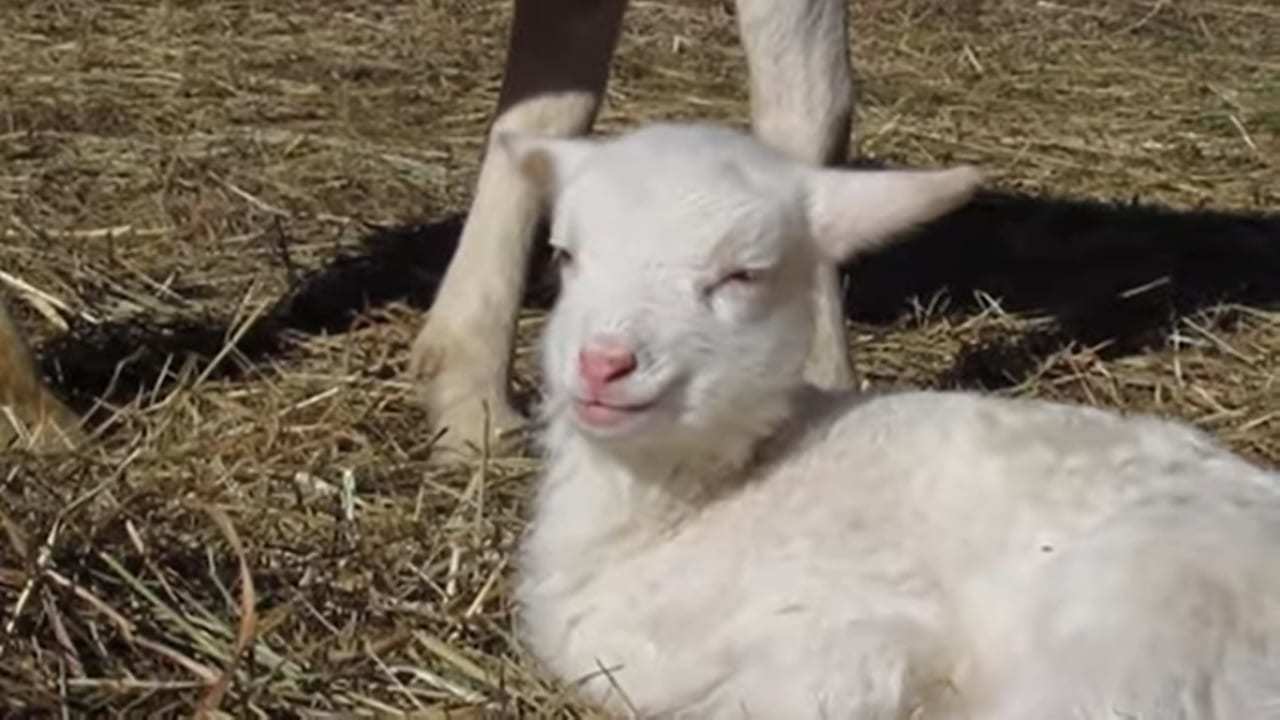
[803,165,983,264]
[496,131,596,201]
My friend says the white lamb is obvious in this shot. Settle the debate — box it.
[509,122,1280,719]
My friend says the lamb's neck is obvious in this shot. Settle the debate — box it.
[531,417,772,556]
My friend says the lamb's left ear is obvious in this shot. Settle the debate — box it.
[804,165,983,264]
[496,131,596,201]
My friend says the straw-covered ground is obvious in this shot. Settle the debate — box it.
[2,1,1278,717]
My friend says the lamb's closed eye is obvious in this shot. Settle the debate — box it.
[715,267,761,287]
[701,267,765,303]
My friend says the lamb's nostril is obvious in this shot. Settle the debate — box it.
[578,339,638,386]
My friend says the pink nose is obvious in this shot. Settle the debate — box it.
[578,339,637,388]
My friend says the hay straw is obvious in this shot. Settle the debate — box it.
[1,1,1276,716]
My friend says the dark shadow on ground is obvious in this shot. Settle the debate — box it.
[37,216,468,414]
[846,188,1280,388]
[38,188,1280,412]
[847,189,1280,334]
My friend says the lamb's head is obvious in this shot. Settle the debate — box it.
[503,123,980,461]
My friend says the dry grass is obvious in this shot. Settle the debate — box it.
[1,0,1278,717]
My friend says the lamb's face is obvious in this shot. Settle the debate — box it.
[539,133,816,447]
[504,123,983,452]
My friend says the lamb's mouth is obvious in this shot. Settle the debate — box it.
[572,397,659,431]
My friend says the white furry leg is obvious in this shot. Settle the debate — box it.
[735,0,856,390]
[410,0,626,455]
[699,618,962,720]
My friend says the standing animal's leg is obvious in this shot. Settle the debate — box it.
[0,297,83,452]
[409,0,628,454]
[735,0,856,390]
